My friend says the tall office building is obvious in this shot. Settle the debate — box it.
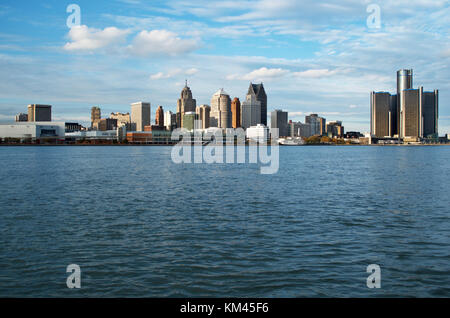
[400,87,439,139]
[397,69,413,138]
[28,104,51,122]
[210,89,231,129]
[91,107,101,128]
[370,92,396,137]
[164,111,175,131]
[305,114,326,136]
[289,121,312,138]
[176,82,196,128]
[371,69,439,141]
[155,106,164,127]
[196,105,211,130]
[231,98,241,129]
[241,91,261,130]
[327,121,345,138]
[422,90,439,137]
[247,83,267,126]
[271,110,288,137]
[131,102,151,132]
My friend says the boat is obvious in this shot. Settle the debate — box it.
[277,137,305,146]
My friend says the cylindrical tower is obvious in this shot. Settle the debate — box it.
[397,69,413,94]
[397,69,413,138]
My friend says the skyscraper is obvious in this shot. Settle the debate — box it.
[131,102,151,132]
[247,83,267,126]
[271,110,288,137]
[241,91,261,130]
[164,110,174,131]
[370,92,396,138]
[91,106,101,129]
[397,69,413,138]
[305,114,326,136]
[28,104,51,122]
[422,90,439,137]
[177,81,196,128]
[371,69,439,141]
[231,98,241,129]
[155,106,164,127]
[196,105,211,129]
[210,89,231,129]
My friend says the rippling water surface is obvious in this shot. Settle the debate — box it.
[0,146,449,297]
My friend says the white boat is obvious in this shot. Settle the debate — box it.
[277,137,305,146]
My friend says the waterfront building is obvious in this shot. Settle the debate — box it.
[210,89,231,129]
[370,92,396,138]
[246,124,269,143]
[65,122,82,133]
[241,91,261,130]
[400,88,439,140]
[196,105,211,130]
[247,83,267,126]
[126,132,152,143]
[397,69,413,136]
[91,106,101,128]
[0,122,65,141]
[66,130,118,141]
[28,104,51,122]
[271,110,289,137]
[422,90,439,138]
[231,98,241,129]
[370,69,439,141]
[327,121,344,138]
[305,114,326,136]
[155,106,164,127]
[131,102,151,132]
[177,82,196,128]
[15,113,28,122]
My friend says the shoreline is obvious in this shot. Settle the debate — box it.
[0,143,449,147]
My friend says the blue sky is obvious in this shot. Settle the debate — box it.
[0,0,449,133]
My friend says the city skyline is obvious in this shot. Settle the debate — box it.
[0,1,448,133]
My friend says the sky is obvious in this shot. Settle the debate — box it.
[0,0,449,133]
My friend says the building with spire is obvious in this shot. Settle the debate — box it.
[210,89,231,129]
[176,80,197,128]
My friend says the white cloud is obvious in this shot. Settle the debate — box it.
[150,67,199,80]
[129,30,200,56]
[293,69,337,78]
[228,67,289,81]
[64,25,130,51]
